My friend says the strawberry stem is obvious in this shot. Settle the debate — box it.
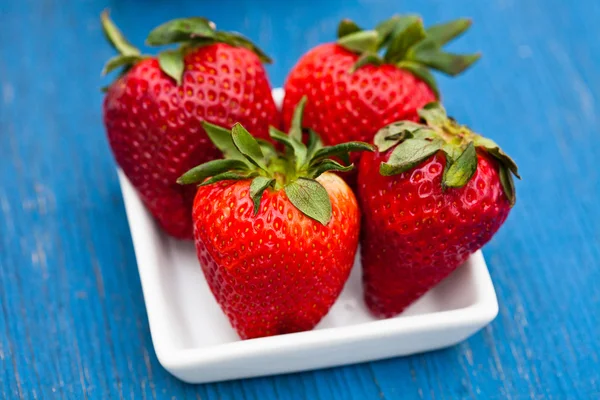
[267,158,294,189]
[100,10,140,57]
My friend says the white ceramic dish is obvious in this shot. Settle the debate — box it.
[117,88,499,384]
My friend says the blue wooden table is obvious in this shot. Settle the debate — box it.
[1,0,599,398]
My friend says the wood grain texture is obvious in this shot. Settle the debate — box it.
[1,0,599,398]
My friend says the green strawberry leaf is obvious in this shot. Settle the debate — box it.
[443,142,477,188]
[380,138,443,176]
[498,164,516,206]
[373,121,428,152]
[384,16,426,63]
[417,102,448,126]
[408,38,481,76]
[473,136,520,179]
[350,52,382,73]
[288,96,307,142]
[199,171,256,187]
[375,15,421,50]
[311,142,374,165]
[309,160,354,178]
[231,123,268,171]
[270,127,307,169]
[202,121,248,162]
[338,30,380,54]
[214,31,272,64]
[338,19,362,39]
[426,18,472,46]
[102,54,143,76]
[158,49,185,85]
[375,131,410,153]
[177,159,249,185]
[306,129,324,159]
[374,15,403,47]
[256,138,278,162]
[285,178,332,225]
[146,17,216,46]
[442,142,462,163]
[249,176,275,214]
[410,128,438,141]
[397,61,439,98]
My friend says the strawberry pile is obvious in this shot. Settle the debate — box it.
[101,12,520,339]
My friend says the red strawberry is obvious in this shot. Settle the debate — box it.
[357,103,520,318]
[101,12,279,239]
[178,99,373,339]
[282,15,479,184]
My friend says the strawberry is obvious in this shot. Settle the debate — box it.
[357,103,520,318]
[178,99,373,339]
[101,12,279,239]
[282,15,479,185]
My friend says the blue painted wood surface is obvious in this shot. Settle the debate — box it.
[1,0,599,398]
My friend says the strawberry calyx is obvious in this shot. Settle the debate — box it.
[336,15,481,97]
[100,12,271,87]
[373,103,520,205]
[178,97,374,225]
[144,17,271,85]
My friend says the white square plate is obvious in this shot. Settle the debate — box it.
[117,88,499,384]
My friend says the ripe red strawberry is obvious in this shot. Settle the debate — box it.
[357,103,520,318]
[282,15,479,184]
[178,99,373,339]
[101,12,279,239]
